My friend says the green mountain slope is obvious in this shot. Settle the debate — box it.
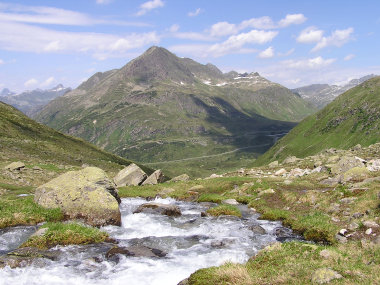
[0,102,150,175]
[34,46,315,177]
[256,76,380,165]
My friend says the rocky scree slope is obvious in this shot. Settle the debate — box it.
[34,46,315,176]
[256,76,380,166]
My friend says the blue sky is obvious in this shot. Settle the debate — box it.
[0,0,379,92]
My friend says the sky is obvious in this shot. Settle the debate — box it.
[0,0,379,92]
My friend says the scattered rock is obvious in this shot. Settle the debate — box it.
[208,173,223,179]
[105,245,166,262]
[170,174,190,182]
[34,167,121,227]
[268,161,279,168]
[283,156,298,164]
[248,224,266,235]
[258,188,275,196]
[30,228,48,238]
[365,228,372,235]
[311,268,342,284]
[312,166,328,173]
[319,249,333,259]
[133,203,181,217]
[188,185,204,192]
[343,167,370,182]
[348,222,359,230]
[158,188,175,196]
[363,220,379,228]
[367,159,380,172]
[4,161,25,171]
[330,156,365,175]
[32,166,42,171]
[114,163,147,187]
[221,199,239,205]
[339,229,348,236]
[352,212,363,219]
[274,168,287,176]
[339,197,357,204]
[0,247,59,268]
[283,179,292,185]
[335,234,347,243]
[142,169,164,185]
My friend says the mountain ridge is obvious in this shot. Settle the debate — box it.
[256,76,380,165]
[292,74,377,109]
[35,46,315,177]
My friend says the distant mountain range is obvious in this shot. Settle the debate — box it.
[256,76,380,165]
[34,46,315,177]
[0,84,71,116]
[292,74,377,109]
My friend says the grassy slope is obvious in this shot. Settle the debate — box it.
[0,102,151,174]
[255,76,380,165]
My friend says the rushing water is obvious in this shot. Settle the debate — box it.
[0,198,298,285]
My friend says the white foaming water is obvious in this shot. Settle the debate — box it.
[0,198,292,285]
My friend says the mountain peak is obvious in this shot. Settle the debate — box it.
[122,46,195,84]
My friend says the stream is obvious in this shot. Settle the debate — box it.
[0,197,299,285]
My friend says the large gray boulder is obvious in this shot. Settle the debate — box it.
[114,163,147,186]
[142,169,164,185]
[330,156,365,175]
[34,167,121,227]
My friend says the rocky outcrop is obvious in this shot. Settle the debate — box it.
[0,247,59,269]
[4,161,25,171]
[34,167,121,227]
[133,202,181,217]
[170,174,190,182]
[142,169,164,185]
[114,163,147,186]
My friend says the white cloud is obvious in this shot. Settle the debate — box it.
[278,48,295,57]
[171,30,277,58]
[0,21,160,59]
[297,26,324,43]
[209,30,278,57]
[40,76,56,87]
[209,21,238,37]
[188,8,202,17]
[240,16,276,30]
[136,0,164,16]
[282,56,336,69]
[278,14,307,27]
[24,78,38,88]
[96,0,113,4]
[0,3,147,26]
[312,28,354,52]
[172,32,215,41]
[259,46,274,58]
[344,54,355,61]
[169,24,180,33]
[0,59,3,64]
[208,14,306,38]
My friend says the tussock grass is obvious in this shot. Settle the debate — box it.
[0,196,63,228]
[21,222,109,249]
[206,205,242,217]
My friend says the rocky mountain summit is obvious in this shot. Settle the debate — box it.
[35,46,315,177]
[292,74,377,109]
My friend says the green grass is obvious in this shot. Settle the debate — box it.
[187,241,380,284]
[197,193,224,203]
[206,205,242,217]
[0,196,63,228]
[256,76,380,166]
[21,222,109,249]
